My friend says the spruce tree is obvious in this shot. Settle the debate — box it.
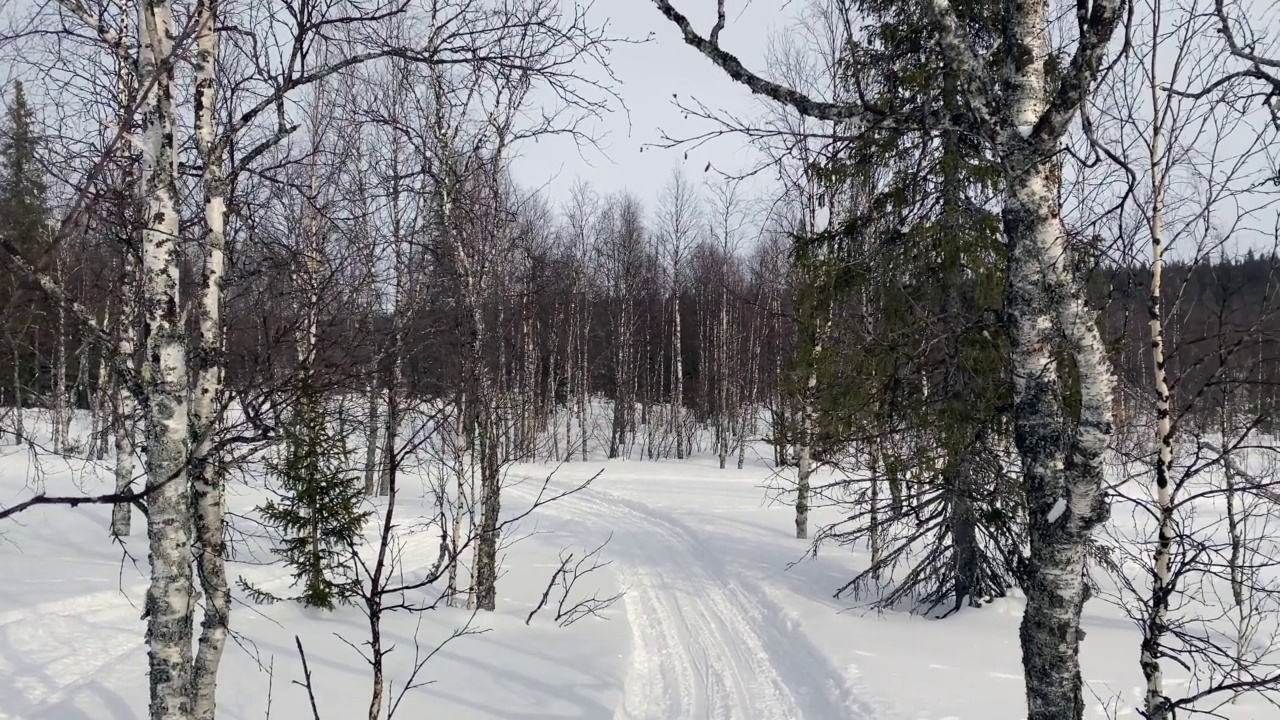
[256,378,371,610]
[806,0,1025,613]
[0,82,47,247]
[0,81,49,430]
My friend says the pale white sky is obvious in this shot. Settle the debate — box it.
[509,0,792,210]
[519,0,1278,253]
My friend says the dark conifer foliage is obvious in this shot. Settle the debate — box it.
[254,376,372,610]
[0,82,52,420]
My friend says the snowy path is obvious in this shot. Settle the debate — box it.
[522,479,869,720]
[0,588,144,720]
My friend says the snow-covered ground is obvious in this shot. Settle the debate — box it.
[1,414,1277,719]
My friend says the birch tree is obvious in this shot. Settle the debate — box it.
[600,193,647,458]
[187,0,232,710]
[1080,0,1280,710]
[654,170,699,460]
[1137,11,1176,712]
[705,178,748,470]
[136,0,195,713]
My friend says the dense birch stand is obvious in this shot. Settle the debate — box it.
[649,0,1121,716]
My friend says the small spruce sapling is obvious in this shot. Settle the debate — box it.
[252,381,372,609]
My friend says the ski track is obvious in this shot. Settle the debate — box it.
[0,588,143,719]
[516,478,870,720]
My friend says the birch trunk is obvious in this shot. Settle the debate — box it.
[457,260,497,609]
[717,282,730,470]
[578,293,589,462]
[563,303,575,460]
[138,0,195,712]
[11,347,22,445]
[1006,154,1113,720]
[474,409,501,611]
[378,140,405,499]
[1220,405,1251,694]
[189,0,230,713]
[796,306,830,540]
[447,395,467,607]
[671,289,684,460]
[111,257,138,537]
[109,0,139,537]
[796,199,831,539]
[608,273,634,459]
[364,383,380,496]
[522,307,538,458]
[92,305,111,459]
[994,0,1118,715]
[547,340,560,461]
[738,298,760,470]
[795,355,818,540]
[355,146,381,497]
[1140,80,1174,720]
[52,247,68,452]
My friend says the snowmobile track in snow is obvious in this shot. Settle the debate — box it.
[517,479,870,720]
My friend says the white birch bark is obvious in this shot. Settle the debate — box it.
[434,63,523,612]
[92,305,111,459]
[990,3,1119,716]
[656,173,695,460]
[108,0,139,538]
[189,0,230,713]
[521,304,537,458]
[796,174,834,541]
[563,303,575,460]
[138,0,195,712]
[378,136,406,498]
[111,259,138,539]
[353,143,381,497]
[52,246,69,452]
[737,298,759,470]
[1219,405,1253,695]
[11,348,22,445]
[70,333,87,451]
[718,289,731,470]
[1137,32,1176,710]
[548,338,561,460]
[454,223,498,610]
[671,290,684,459]
[578,291,589,462]
[447,393,467,607]
[1007,160,1115,719]
[364,383,381,496]
[1005,135,1114,720]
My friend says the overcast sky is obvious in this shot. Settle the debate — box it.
[508,0,793,211]
[511,0,1280,257]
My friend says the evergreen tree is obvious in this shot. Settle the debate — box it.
[0,81,49,427]
[1,81,48,247]
[255,379,371,610]
[804,0,1025,613]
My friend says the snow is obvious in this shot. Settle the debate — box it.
[1047,497,1066,523]
[1,411,1278,719]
